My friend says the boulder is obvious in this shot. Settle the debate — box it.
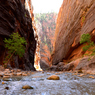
[49,65,57,71]
[49,62,65,71]
[47,75,60,80]
[76,56,95,70]
[56,62,65,71]
[22,85,33,89]
[40,60,49,71]
[63,63,75,71]
[75,57,89,70]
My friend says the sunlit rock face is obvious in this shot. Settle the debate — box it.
[35,13,57,67]
[51,0,95,65]
[0,0,36,70]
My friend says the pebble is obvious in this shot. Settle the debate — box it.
[72,73,78,75]
[5,87,9,90]
[17,73,22,76]
[78,74,84,77]
[22,73,28,76]
[78,70,83,73]
[2,82,5,84]
[17,69,21,72]
[3,78,12,81]
[5,69,10,71]
[3,76,10,78]
[89,76,94,79]
[0,73,4,77]
[12,73,17,76]
[11,70,14,72]
[4,73,12,76]
[55,72,63,75]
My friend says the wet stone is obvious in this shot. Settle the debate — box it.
[22,85,34,89]
[5,69,10,71]
[17,69,21,72]
[17,73,22,76]
[11,70,14,72]
[3,78,12,81]
[0,73,3,77]
[89,76,94,79]
[22,73,28,76]
[12,73,17,76]
[78,70,83,73]
[5,87,9,90]
[78,74,85,77]
[4,73,12,76]
[47,75,60,80]
[3,76,10,78]
[2,82,5,84]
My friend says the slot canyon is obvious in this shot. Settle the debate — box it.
[0,0,95,94]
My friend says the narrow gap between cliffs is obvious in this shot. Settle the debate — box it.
[31,0,63,71]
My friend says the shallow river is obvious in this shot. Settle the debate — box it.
[0,71,95,95]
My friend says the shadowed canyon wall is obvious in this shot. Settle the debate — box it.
[51,0,95,65]
[0,0,36,70]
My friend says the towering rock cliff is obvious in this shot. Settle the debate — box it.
[51,0,95,65]
[0,0,36,70]
[35,13,57,65]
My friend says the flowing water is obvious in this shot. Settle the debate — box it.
[0,71,95,95]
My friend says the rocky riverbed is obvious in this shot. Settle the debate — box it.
[0,67,95,95]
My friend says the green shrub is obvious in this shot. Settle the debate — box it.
[81,16,85,23]
[80,33,95,52]
[80,33,91,44]
[82,45,91,52]
[4,32,27,64]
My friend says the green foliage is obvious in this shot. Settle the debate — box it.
[4,32,27,64]
[80,33,95,56]
[82,45,91,52]
[87,57,91,61]
[80,33,91,44]
[25,13,27,17]
[81,16,85,23]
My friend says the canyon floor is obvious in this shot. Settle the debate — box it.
[0,67,95,95]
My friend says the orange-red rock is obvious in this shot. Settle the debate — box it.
[51,0,95,65]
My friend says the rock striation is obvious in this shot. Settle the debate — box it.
[51,0,95,65]
[0,0,36,70]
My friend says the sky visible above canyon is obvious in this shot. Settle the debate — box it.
[32,0,63,13]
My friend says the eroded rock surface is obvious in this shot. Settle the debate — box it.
[40,60,49,71]
[0,0,36,70]
[51,0,95,65]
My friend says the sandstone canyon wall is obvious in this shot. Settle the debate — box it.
[35,13,57,66]
[51,0,95,65]
[0,0,36,70]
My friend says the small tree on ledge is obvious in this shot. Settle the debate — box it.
[3,32,27,67]
[80,33,95,56]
